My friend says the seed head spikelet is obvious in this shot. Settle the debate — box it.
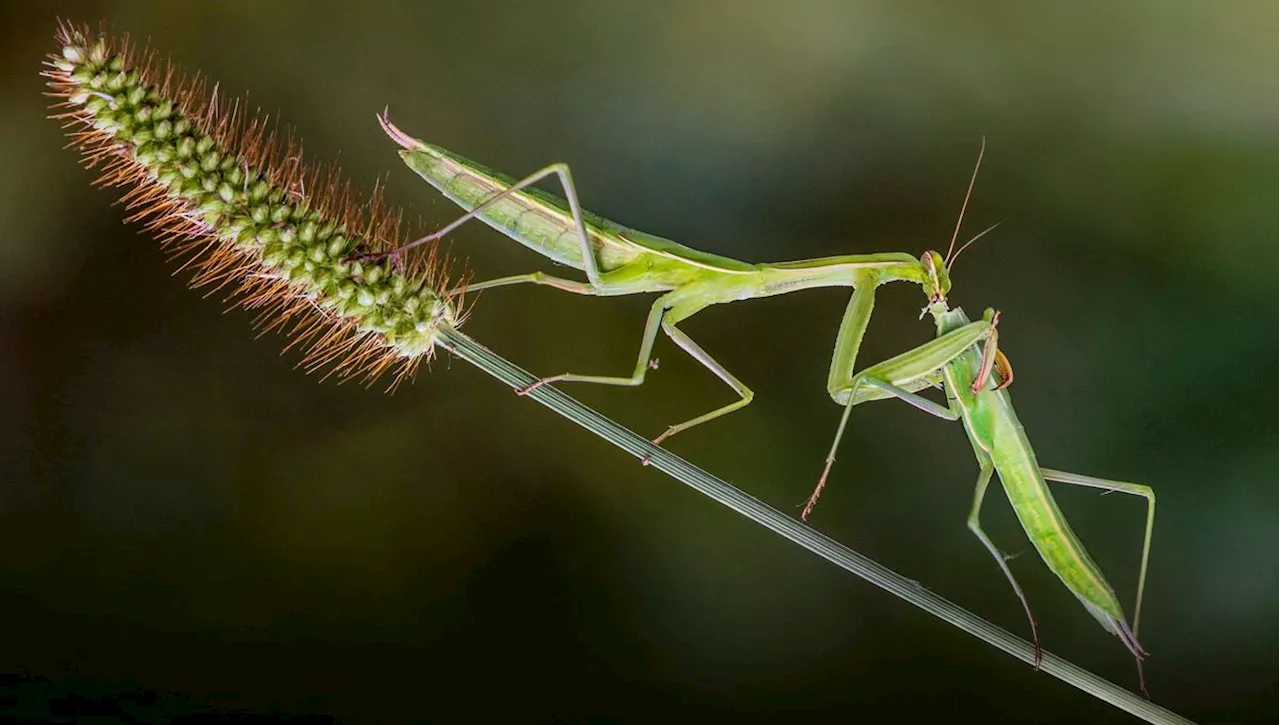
[44,22,464,387]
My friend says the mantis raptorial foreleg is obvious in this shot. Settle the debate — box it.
[1040,468,1156,636]
[803,314,996,520]
[972,310,1003,393]
[803,314,1044,662]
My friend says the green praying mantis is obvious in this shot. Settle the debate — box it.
[372,114,1157,694]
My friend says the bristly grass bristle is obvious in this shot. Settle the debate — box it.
[44,21,465,388]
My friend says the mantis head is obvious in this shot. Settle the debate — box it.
[921,250,951,305]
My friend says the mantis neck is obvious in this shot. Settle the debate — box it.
[928,302,972,336]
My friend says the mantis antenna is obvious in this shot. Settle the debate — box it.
[944,136,986,267]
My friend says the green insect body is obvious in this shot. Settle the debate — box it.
[382,114,949,434]
[378,116,1155,693]
[931,305,1145,659]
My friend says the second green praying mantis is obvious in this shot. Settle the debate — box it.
[372,115,1156,694]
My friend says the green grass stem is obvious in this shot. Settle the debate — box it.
[437,326,1195,725]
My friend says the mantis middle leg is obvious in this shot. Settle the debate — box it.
[518,292,672,397]
[969,458,1043,668]
[518,290,757,447]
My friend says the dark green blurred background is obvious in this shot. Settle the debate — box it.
[2,2,1274,722]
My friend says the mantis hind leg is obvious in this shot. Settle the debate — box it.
[442,160,605,285]
[368,146,609,287]
[969,460,1043,669]
[1042,464,1158,699]
[452,271,599,296]
[1040,469,1156,638]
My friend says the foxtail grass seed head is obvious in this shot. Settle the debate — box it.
[45,22,463,386]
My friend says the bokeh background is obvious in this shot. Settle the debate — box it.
[1,1,1274,722]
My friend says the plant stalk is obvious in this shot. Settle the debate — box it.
[436,326,1194,725]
